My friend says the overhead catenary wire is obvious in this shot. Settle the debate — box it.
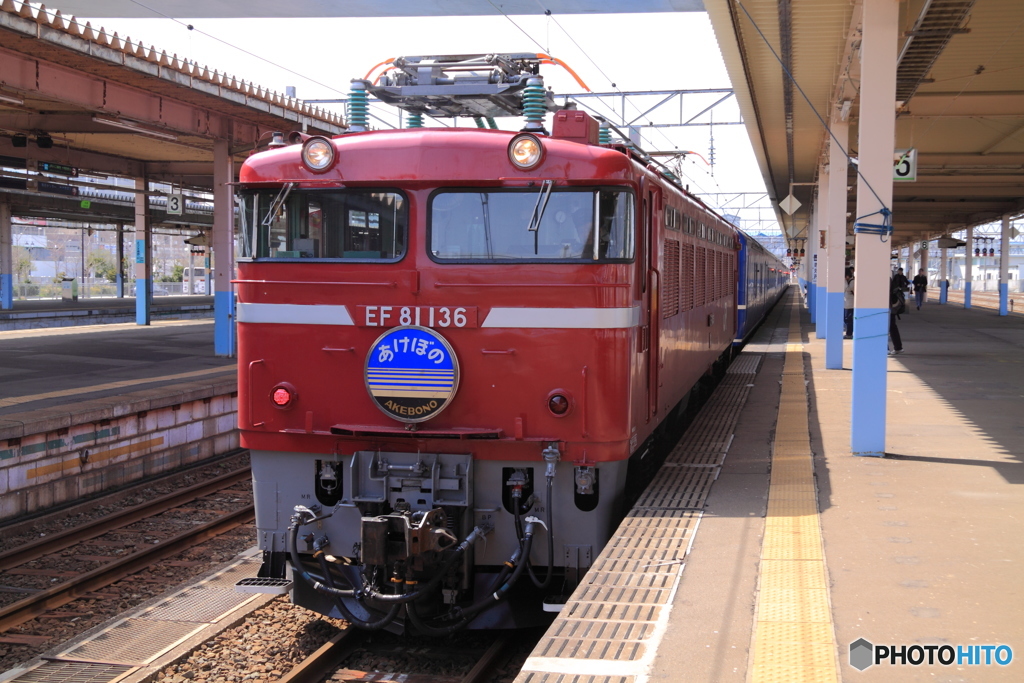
[122,0,461,129]
[123,0,352,100]
[733,0,888,215]
[89,0,743,216]
[534,6,733,200]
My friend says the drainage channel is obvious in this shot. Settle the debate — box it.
[514,351,769,683]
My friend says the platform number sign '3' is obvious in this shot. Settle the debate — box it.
[167,191,184,215]
[894,148,917,183]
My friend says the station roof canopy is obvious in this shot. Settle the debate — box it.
[14,1,706,18]
[706,0,1024,248]
[5,0,1020,244]
[0,0,346,225]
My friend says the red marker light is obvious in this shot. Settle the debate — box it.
[548,394,570,415]
[272,387,292,407]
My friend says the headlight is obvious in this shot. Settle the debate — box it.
[302,136,335,172]
[508,133,544,170]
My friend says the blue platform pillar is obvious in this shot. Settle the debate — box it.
[851,0,898,458]
[825,121,849,370]
[134,176,151,325]
[213,138,236,357]
[814,196,827,339]
[999,215,1011,316]
[115,222,124,298]
[917,241,928,307]
[0,201,12,310]
[964,226,973,309]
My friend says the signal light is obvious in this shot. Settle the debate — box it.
[548,393,570,416]
[975,248,980,256]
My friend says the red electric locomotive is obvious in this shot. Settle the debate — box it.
[235,55,744,633]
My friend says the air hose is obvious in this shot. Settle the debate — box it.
[287,513,355,599]
[357,526,487,604]
[316,552,401,630]
[526,444,559,588]
[526,473,555,589]
[406,520,539,634]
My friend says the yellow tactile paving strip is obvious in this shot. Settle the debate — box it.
[750,303,840,683]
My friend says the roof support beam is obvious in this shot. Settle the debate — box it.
[0,46,258,144]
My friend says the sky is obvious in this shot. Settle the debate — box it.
[72,9,780,235]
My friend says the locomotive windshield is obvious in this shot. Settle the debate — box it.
[429,188,634,262]
[237,188,407,260]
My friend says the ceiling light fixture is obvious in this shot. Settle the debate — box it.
[92,116,178,142]
[0,92,25,106]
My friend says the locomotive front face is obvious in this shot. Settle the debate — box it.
[236,128,652,631]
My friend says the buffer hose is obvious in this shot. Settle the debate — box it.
[526,475,555,589]
[406,521,537,634]
[359,527,486,604]
[287,521,355,599]
[315,552,401,631]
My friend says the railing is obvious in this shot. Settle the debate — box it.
[7,281,200,300]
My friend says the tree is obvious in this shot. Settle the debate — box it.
[12,246,31,283]
[159,264,184,283]
[87,249,117,282]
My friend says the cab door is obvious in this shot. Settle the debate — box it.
[641,182,661,423]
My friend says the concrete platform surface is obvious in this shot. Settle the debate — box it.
[0,319,234,416]
[650,296,1023,682]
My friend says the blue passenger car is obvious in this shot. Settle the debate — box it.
[735,230,788,345]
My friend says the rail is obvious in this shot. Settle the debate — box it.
[0,469,254,633]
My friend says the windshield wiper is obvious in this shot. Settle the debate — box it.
[527,180,553,255]
[261,182,295,229]
[526,180,553,233]
[480,193,494,259]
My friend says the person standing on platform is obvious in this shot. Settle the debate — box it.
[913,268,927,310]
[889,274,905,355]
[843,267,855,338]
[893,267,910,292]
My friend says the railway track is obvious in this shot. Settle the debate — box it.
[280,628,523,683]
[943,289,1023,312]
[0,465,254,633]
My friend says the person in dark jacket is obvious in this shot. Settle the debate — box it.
[843,267,855,338]
[912,269,927,309]
[893,267,910,293]
[889,275,904,355]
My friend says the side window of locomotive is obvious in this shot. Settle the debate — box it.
[428,189,634,262]
[237,189,407,261]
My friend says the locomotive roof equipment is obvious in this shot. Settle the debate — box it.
[365,53,574,120]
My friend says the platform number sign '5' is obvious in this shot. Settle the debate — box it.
[167,191,184,216]
[894,148,917,183]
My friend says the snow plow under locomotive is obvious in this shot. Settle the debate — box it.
[233,54,787,633]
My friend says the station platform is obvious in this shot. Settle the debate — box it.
[517,290,1023,683]
[0,319,237,522]
[0,296,213,332]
